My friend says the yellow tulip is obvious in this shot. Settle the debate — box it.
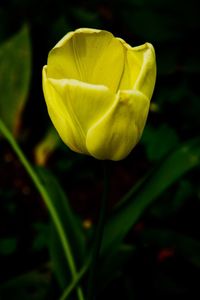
[42,28,156,160]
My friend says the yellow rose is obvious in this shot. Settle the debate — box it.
[42,28,156,160]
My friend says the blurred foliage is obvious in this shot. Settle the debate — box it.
[0,25,31,136]
[0,0,200,299]
[34,128,60,166]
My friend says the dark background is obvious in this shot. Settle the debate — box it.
[0,0,200,299]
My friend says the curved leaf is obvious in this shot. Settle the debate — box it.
[0,25,31,135]
[102,138,200,254]
[36,167,86,289]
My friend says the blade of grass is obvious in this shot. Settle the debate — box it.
[101,138,200,254]
[0,118,85,300]
[59,138,200,298]
[37,167,85,289]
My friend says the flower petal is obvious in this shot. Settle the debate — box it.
[118,40,156,98]
[48,76,116,132]
[133,43,156,99]
[42,66,86,154]
[86,90,149,160]
[47,28,125,93]
[44,66,117,153]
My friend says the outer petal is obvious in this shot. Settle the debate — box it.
[47,28,125,93]
[42,66,86,154]
[118,40,156,99]
[43,65,116,154]
[117,38,144,90]
[133,43,156,99]
[86,90,149,161]
[47,77,116,134]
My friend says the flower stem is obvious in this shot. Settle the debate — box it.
[59,258,90,300]
[87,161,109,300]
[0,119,84,300]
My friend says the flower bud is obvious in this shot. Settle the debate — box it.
[42,28,156,160]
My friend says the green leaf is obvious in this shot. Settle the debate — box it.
[0,119,85,299]
[0,25,31,135]
[150,180,193,218]
[102,138,200,254]
[98,244,135,290]
[142,124,179,161]
[0,237,17,255]
[36,167,86,289]
[0,265,50,300]
[32,223,50,252]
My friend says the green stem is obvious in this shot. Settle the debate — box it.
[0,119,84,300]
[59,258,90,300]
[87,161,109,300]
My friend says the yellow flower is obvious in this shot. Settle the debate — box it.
[42,28,156,160]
